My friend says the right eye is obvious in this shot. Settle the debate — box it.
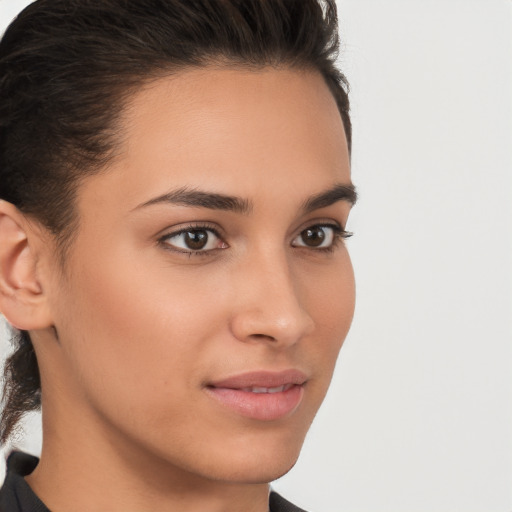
[160,227,228,254]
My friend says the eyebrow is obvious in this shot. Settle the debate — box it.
[135,187,252,214]
[134,183,357,214]
[301,183,357,213]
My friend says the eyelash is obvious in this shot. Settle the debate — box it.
[294,224,353,254]
[157,223,353,257]
[158,222,224,257]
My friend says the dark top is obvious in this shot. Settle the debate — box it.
[0,451,307,512]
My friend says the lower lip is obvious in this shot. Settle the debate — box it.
[205,385,304,421]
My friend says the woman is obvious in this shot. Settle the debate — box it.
[0,1,356,510]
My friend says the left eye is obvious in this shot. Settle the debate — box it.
[161,228,226,252]
[292,225,339,248]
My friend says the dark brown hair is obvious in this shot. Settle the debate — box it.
[0,0,351,445]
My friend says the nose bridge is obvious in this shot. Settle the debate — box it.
[230,245,314,345]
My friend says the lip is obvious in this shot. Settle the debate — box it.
[205,369,307,421]
[209,369,308,389]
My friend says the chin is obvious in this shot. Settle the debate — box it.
[141,427,306,485]
[197,434,304,484]
[249,459,299,484]
[210,453,300,485]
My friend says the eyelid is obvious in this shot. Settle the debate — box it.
[292,218,342,237]
[291,222,353,250]
[157,222,227,254]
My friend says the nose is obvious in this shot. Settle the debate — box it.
[229,250,315,347]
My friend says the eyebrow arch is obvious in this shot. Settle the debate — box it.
[134,186,252,214]
[301,183,358,213]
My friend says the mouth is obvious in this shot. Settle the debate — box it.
[205,370,307,421]
[239,384,295,394]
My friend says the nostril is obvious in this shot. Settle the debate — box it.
[250,333,277,342]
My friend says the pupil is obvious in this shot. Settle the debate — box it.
[302,227,325,247]
[185,230,208,250]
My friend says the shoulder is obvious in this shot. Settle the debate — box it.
[269,490,310,512]
[0,451,49,512]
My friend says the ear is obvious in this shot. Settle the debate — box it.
[0,200,53,330]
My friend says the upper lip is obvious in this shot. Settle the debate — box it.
[208,369,308,389]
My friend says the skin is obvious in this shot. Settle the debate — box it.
[1,67,355,512]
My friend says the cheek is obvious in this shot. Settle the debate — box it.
[55,246,228,417]
[300,253,355,372]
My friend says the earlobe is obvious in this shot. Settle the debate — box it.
[0,200,53,330]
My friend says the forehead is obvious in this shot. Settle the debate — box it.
[79,66,350,216]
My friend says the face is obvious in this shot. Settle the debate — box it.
[39,66,355,484]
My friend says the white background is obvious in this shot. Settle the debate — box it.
[1,1,511,511]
